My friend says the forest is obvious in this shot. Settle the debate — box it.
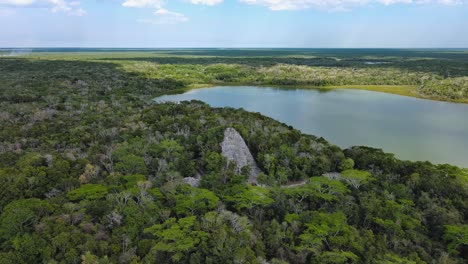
[7,48,467,102]
[0,49,467,263]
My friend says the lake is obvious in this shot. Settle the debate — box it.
[156,86,468,168]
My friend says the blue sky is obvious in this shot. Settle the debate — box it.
[0,0,467,47]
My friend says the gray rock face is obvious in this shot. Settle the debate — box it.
[221,128,262,184]
[183,177,200,187]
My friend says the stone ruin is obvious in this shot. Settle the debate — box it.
[220,127,262,184]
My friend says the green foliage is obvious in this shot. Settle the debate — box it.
[374,253,418,264]
[0,50,467,263]
[0,199,52,240]
[340,169,372,189]
[338,158,354,171]
[225,185,274,211]
[81,251,110,264]
[173,187,219,216]
[420,77,468,101]
[115,154,147,175]
[15,152,45,168]
[282,177,349,208]
[297,212,361,257]
[144,216,208,262]
[444,225,468,255]
[200,210,257,263]
[123,174,147,187]
[66,184,108,201]
[318,250,359,264]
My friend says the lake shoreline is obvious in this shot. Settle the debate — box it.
[159,83,468,104]
[156,86,468,168]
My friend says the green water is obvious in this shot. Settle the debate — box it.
[156,86,468,168]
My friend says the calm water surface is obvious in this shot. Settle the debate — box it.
[156,86,468,168]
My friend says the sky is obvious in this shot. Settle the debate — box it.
[0,0,467,47]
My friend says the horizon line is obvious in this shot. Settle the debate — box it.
[1,47,468,50]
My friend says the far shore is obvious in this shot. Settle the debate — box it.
[160,83,468,104]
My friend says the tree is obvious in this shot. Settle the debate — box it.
[66,184,108,201]
[123,174,146,188]
[200,210,257,263]
[284,177,348,203]
[296,212,361,261]
[79,164,100,184]
[155,140,184,161]
[340,169,371,189]
[444,225,468,256]
[11,233,55,263]
[81,251,110,264]
[0,168,27,208]
[373,253,418,264]
[115,154,147,175]
[0,199,52,240]
[308,177,349,198]
[225,185,274,211]
[143,216,208,262]
[338,158,354,171]
[318,250,359,264]
[173,187,219,216]
[201,151,225,172]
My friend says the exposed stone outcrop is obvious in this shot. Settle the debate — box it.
[183,177,200,187]
[221,127,262,184]
[183,172,202,187]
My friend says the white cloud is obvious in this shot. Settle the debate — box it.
[123,0,191,25]
[123,0,465,26]
[187,0,224,5]
[239,0,369,11]
[239,0,464,10]
[377,0,412,5]
[0,0,35,5]
[0,0,86,15]
[138,8,189,24]
[122,0,164,8]
[124,0,224,26]
[416,0,462,4]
